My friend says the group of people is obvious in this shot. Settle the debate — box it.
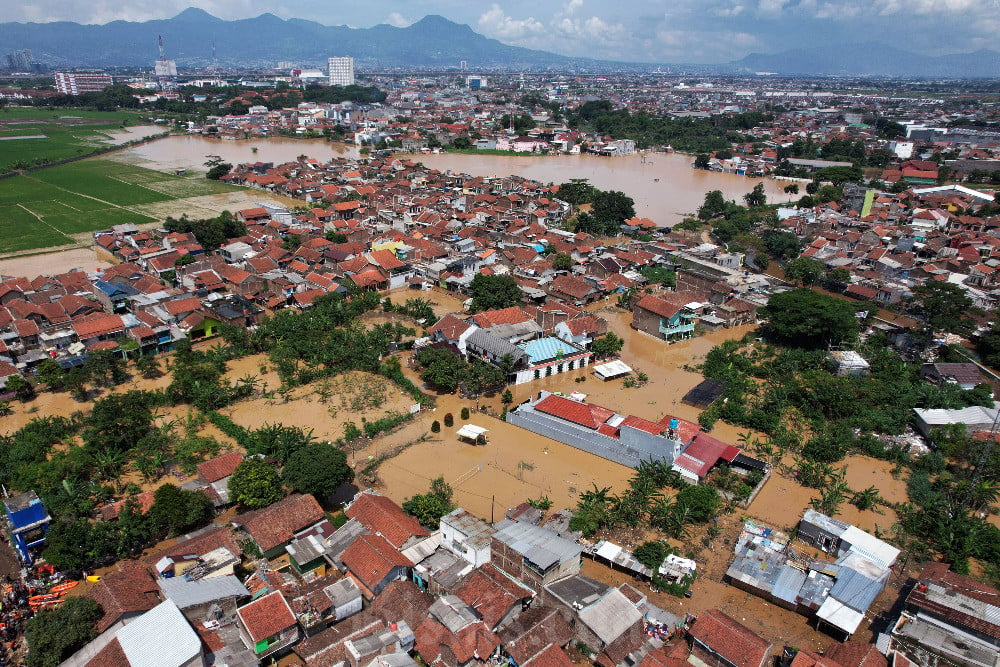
[0,575,32,665]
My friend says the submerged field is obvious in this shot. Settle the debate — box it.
[0,108,154,171]
[0,158,240,254]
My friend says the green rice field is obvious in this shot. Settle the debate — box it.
[0,108,154,173]
[0,158,239,254]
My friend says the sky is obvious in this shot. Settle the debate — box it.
[8,0,1000,64]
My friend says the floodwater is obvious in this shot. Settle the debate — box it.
[115,135,792,225]
[99,125,165,143]
[115,134,360,173]
[417,150,794,225]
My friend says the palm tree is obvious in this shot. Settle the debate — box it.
[851,486,883,511]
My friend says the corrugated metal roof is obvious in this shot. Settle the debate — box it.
[116,600,202,667]
[772,565,807,605]
[159,574,249,609]
[829,567,881,613]
[520,336,581,365]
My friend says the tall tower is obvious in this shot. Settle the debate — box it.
[327,56,355,87]
[154,35,178,89]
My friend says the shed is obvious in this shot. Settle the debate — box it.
[828,351,870,377]
[681,378,726,408]
[456,424,488,445]
[592,360,632,381]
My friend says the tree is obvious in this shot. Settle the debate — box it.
[783,183,799,195]
[698,190,727,220]
[759,288,860,348]
[634,540,669,570]
[34,359,67,390]
[976,320,1000,370]
[206,162,232,180]
[783,256,825,286]
[694,153,711,169]
[591,190,635,231]
[6,374,34,401]
[555,179,598,206]
[501,390,514,407]
[912,281,976,335]
[134,354,163,379]
[443,413,454,427]
[744,182,766,207]
[403,476,454,528]
[282,442,354,499]
[417,347,468,393]
[675,484,720,523]
[591,332,624,358]
[229,458,284,509]
[552,253,573,271]
[470,273,522,312]
[25,596,103,667]
[822,267,852,291]
[431,420,441,433]
[148,483,213,536]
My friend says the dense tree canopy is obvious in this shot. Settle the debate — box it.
[911,281,976,335]
[25,596,103,667]
[759,288,860,348]
[783,256,825,286]
[164,211,245,250]
[403,477,454,528]
[229,458,285,509]
[282,443,353,499]
[470,273,523,313]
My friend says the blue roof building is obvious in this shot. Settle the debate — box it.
[3,491,51,565]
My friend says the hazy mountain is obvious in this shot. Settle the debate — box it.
[733,42,1000,78]
[0,8,582,68]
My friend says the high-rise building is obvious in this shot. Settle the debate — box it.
[54,72,113,95]
[327,57,355,87]
[465,75,488,90]
[5,50,33,71]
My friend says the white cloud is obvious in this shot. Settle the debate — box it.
[477,4,544,40]
[385,12,411,27]
[564,0,584,14]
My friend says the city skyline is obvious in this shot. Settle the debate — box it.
[5,0,998,65]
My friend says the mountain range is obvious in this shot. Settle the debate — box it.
[1,8,998,77]
[734,42,1000,78]
[0,8,582,69]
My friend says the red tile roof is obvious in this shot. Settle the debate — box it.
[345,491,429,549]
[197,451,244,483]
[237,590,296,643]
[524,643,575,667]
[87,563,161,633]
[241,494,325,553]
[689,609,772,667]
[455,564,533,630]
[634,295,680,319]
[341,533,413,591]
[534,394,616,430]
[72,313,125,340]
[673,433,741,479]
[823,642,887,667]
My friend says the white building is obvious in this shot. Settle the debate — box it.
[328,57,355,86]
[54,71,112,95]
[440,508,493,567]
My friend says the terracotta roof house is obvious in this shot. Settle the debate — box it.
[632,295,694,341]
[87,562,162,633]
[236,590,300,659]
[687,609,773,667]
[237,493,326,558]
[455,564,533,631]
[341,533,414,598]
[195,451,244,505]
[498,606,574,667]
[345,491,429,550]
